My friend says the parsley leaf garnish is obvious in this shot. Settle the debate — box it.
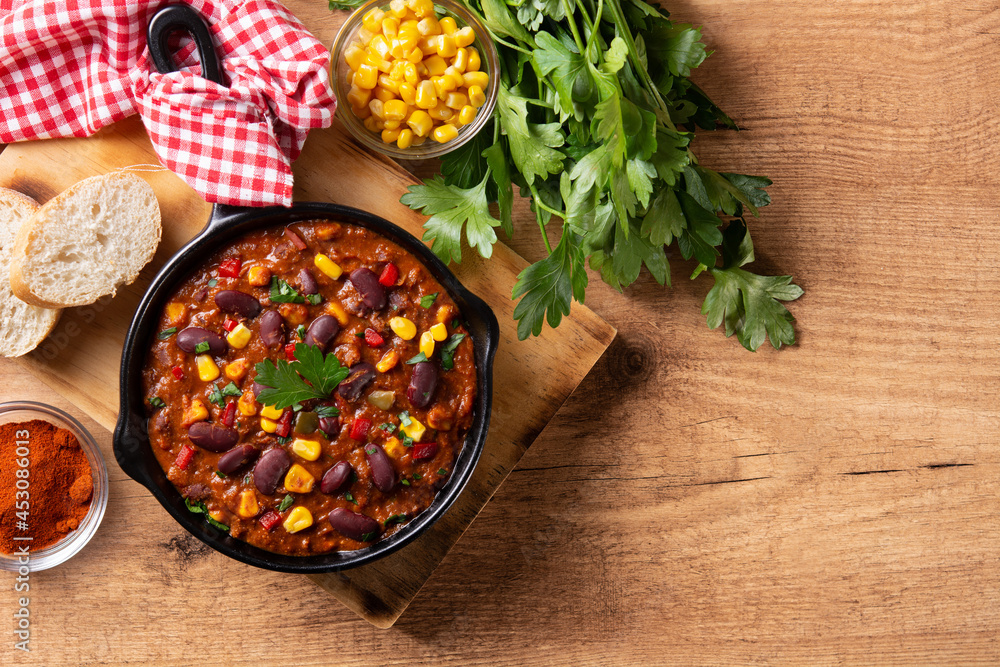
[420,292,439,308]
[315,404,340,418]
[158,327,177,340]
[207,381,241,408]
[440,333,466,371]
[385,514,408,526]
[269,276,305,304]
[254,343,350,409]
[194,341,210,354]
[148,397,165,409]
[405,352,429,365]
[277,495,294,512]
[512,230,588,340]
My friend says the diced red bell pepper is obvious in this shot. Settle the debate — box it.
[284,228,307,250]
[412,442,439,461]
[259,510,281,531]
[364,328,384,347]
[175,445,195,470]
[275,410,294,438]
[349,418,372,441]
[218,257,242,278]
[284,343,297,361]
[171,366,185,381]
[378,262,399,287]
[221,401,237,427]
[222,317,239,332]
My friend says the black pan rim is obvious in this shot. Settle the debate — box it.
[113,202,499,573]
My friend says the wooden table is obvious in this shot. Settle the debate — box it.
[3,0,999,663]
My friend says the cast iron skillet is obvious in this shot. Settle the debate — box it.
[112,5,499,573]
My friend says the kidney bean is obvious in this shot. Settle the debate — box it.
[337,363,376,401]
[251,381,268,397]
[258,310,284,348]
[327,508,380,542]
[304,315,340,349]
[183,483,210,500]
[253,447,291,495]
[175,327,227,355]
[187,422,239,452]
[217,444,260,475]
[284,227,308,250]
[214,290,261,318]
[298,268,319,295]
[349,268,386,310]
[320,461,353,494]
[318,415,340,439]
[406,362,438,409]
[364,443,395,493]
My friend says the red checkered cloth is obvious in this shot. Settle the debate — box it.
[0,0,336,207]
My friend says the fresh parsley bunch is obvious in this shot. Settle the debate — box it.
[393,0,803,350]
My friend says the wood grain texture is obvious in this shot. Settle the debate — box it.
[3,0,1000,663]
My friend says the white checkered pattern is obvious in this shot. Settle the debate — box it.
[0,0,336,206]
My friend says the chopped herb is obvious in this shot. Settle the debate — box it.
[148,397,165,409]
[207,278,218,288]
[296,324,306,340]
[385,514,408,526]
[277,495,294,512]
[315,404,340,418]
[206,516,230,531]
[345,491,357,504]
[405,352,428,364]
[350,471,358,483]
[269,276,305,304]
[254,343,351,409]
[401,478,411,486]
[360,531,375,542]
[412,472,422,480]
[208,381,241,408]
[440,333,466,371]
[275,435,291,445]
[437,468,448,475]
[379,422,396,434]
[354,331,365,338]
[215,471,227,479]
[391,303,399,311]
[420,292,439,308]
[184,498,229,531]
[306,293,323,306]
[451,318,460,329]
[398,411,412,426]
[243,474,252,484]
[401,433,414,447]
[194,341,211,354]
[158,327,178,340]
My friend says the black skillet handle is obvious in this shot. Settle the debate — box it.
[147,4,224,85]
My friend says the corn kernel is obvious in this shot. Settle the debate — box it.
[325,301,350,326]
[408,0,433,18]
[400,416,426,442]
[463,70,489,89]
[278,303,308,327]
[377,349,401,372]
[389,316,417,340]
[226,323,252,350]
[345,43,366,71]
[210,510,227,525]
[382,16,399,38]
[378,74,400,94]
[352,102,372,120]
[384,437,406,459]
[445,91,468,109]
[195,354,220,382]
[370,98,386,120]
[415,61,429,77]
[397,128,414,149]
[314,253,343,279]
[457,104,477,125]
[238,391,257,416]
[417,16,440,35]
[424,54,447,76]
[467,46,481,71]
[348,85,372,110]
[432,123,459,143]
[382,127,401,143]
[445,66,465,89]
[429,322,448,341]
[415,80,437,109]
[398,82,417,105]
[389,59,407,81]
[432,75,455,98]
[182,399,209,426]
[411,133,427,145]
[455,26,475,48]
[247,265,271,286]
[437,33,457,58]
[357,26,375,46]
[355,63,378,89]
[291,438,321,462]
[237,490,259,518]
[429,104,454,122]
[260,404,284,420]
[419,330,436,357]
[468,84,486,107]
[435,304,456,324]
[398,26,420,51]
[404,46,423,64]
[284,464,315,494]
[282,506,314,533]
[408,109,433,137]
[373,85,396,103]
[363,115,383,133]
[260,417,278,433]
[452,47,469,72]
[389,0,407,18]
[165,302,187,325]
[224,358,249,381]
[363,7,385,30]
[383,98,407,122]
[426,408,452,430]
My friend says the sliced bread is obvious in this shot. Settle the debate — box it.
[10,173,162,308]
[0,188,61,357]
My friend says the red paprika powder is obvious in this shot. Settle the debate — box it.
[0,419,93,553]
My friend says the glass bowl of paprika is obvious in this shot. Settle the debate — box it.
[0,401,108,572]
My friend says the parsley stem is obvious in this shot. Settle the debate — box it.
[484,27,533,56]
[528,181,556,254]
[583,0,604,58]
[562,0,587,55]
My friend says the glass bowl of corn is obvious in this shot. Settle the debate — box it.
[331,0,500,159]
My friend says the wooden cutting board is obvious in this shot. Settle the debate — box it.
[0,115,615,627]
